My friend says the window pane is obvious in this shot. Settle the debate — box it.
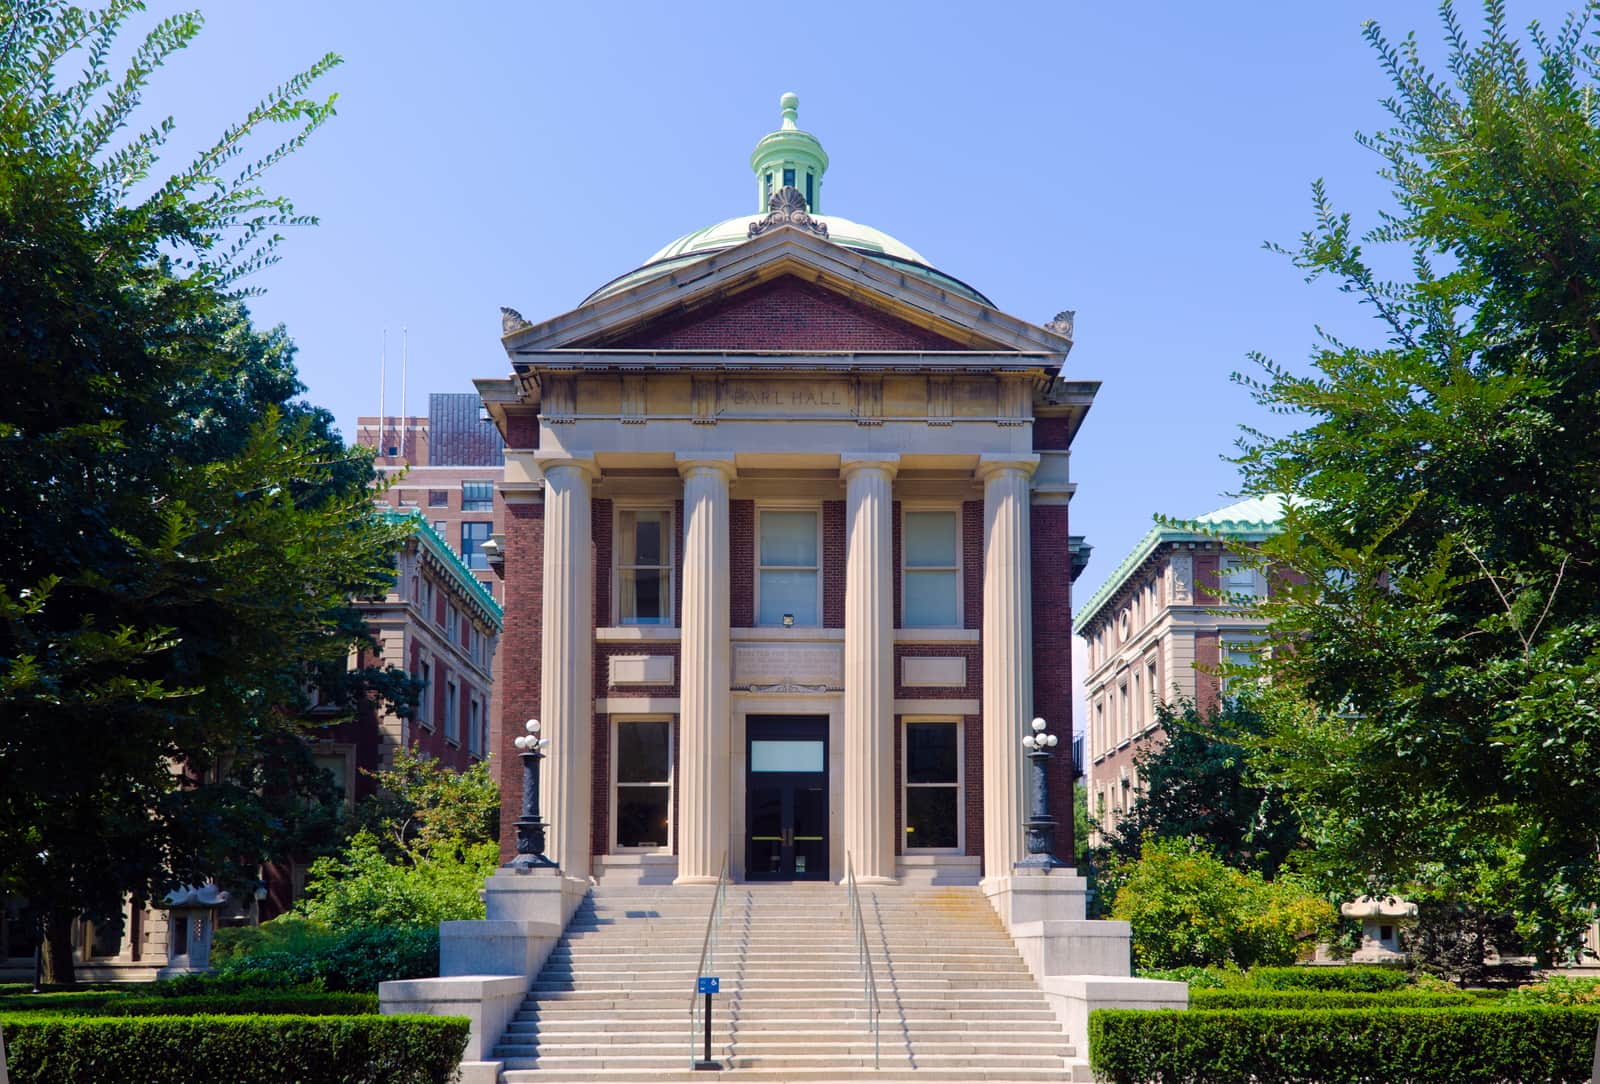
[906,723,958,784]
[617,721,670,783]
[905,512,957,568]
[751,740,824,773]
[906,787,958,849]
[759,570,817,625]
[462,482,493,512]
[760,512,817,567]
[619,568,666,624]
[904,570,958,627]
[617,786,669,848]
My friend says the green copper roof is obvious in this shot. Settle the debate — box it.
[1072,495,1288,635]
[584,94,993,307]
[379,508,504,629]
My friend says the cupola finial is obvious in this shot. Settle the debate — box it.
[751,91,828,214]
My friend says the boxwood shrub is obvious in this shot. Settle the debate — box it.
[1090,1005,1600,1084]
[101,992,378,1017]
[0,1013,467,1084]
[1244,965,1412,991]
[1190,988,1473,1010]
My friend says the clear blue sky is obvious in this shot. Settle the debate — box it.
[125,1,1573,726]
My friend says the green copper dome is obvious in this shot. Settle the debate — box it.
[585,95,992,306]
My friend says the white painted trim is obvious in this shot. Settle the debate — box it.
[893,697,979,715]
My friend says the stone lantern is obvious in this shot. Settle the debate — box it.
[156,884,229,978]
[1340,895,1418,963]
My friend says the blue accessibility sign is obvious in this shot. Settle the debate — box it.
[697,976,720,995]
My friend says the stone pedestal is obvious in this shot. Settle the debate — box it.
[985,865,1187,1079]
[382,866,590,1084]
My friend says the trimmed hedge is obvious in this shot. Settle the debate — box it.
[0,1013,467,1084]
[1245,965,1411,991]
[101,992,378,1017]
[1090,1005,1600,1084]
[1190,988,1473,1010]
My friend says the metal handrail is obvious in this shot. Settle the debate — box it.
[688,853,730,1069]
[845,853,881,1070]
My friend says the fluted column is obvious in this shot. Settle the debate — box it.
[675,454,736,884]
[842,453,899,884]
[538,454,597,878]
[978,454,1039,880]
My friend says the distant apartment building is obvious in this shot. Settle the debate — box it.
[1072,496,1283,845]
[358,392,506,604]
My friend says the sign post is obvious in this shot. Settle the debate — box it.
[694,976,720,1071]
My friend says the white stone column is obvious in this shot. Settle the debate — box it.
[675,454,736,884]
[538,454,597,878]
[842,453,899,884]
[978,454,1039,880]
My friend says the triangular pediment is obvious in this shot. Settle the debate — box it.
[501,226,1072,357]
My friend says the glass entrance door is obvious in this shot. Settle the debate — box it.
[746,716,829,881]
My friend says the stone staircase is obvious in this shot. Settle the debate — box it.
[496,881,1084,1082]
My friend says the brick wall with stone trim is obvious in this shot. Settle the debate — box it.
[964,715,983,858]
[497,500,544,863]
[893,643,982,699]
[823,500,845,628]
[600,279,966,352]
[1031,503,1076,857]
[730,499,754,627]
[962,501,983,630]
[593,642,682,698]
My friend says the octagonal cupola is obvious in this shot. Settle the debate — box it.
[750,92,828,212]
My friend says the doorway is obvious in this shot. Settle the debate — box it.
[745,715,829,881]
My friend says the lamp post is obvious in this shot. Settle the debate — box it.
[509,719,557,871]
[1018,717,1067,869]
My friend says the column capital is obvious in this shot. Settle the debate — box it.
[533,451,600,481]
[840,452,900,481]
[975,454,1040,482]
[675,452,738,481]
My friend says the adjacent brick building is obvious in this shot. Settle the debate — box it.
[1073,496,1284,845]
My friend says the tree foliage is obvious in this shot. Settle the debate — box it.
[1097,697,1302,878]
[1235,0,1600,961]
[1109,839,1336,972]
[0,2,408,982]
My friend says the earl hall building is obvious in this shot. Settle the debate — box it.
[476,95,1096,891]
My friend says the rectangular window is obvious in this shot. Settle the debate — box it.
[758,510,819,626]
[461,522,493,571]
[614,719,671,850]
[1219,555,1258,598]
[904,721,960,850]
[461,481,494,512]
[444,679,459,742]
[616,509,673,625]
[902,510,960,627]
[416,660,431,725]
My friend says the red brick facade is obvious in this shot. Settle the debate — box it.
[600,279,965,352]
[496,500,544,863]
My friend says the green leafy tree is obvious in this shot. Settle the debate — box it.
[1111,838,1336,972]
[0,3,408,983]
[1097,696,1301,878]
[1235,1,1600,961]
